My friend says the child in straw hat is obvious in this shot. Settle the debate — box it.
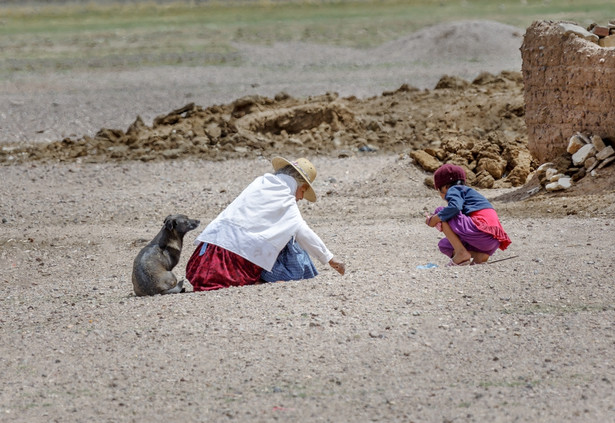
[186,157,345,291]
[425,163,511,266]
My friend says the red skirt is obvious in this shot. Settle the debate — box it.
[469,208,511,250]
[185,243,263,291]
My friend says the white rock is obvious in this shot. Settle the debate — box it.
[567,134,585,155]
[545,167,559,180]
[559,177,572,188]
[536,162,554,172]
[577,132,592,144]
[596,145,614,161]
[586,157,599,173]
[559,23,599,42]
[545,177,572,191]
[598,156,615,169]
[591,135,606,151]
[549,173,566,182]
[536,163,554,180]
[572,143,596,166]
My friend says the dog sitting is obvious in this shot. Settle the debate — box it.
[132,214,200,296]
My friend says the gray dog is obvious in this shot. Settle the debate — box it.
[132,214,200,296]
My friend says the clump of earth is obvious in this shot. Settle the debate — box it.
[1,71,533,189]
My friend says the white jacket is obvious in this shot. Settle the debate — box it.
[195,173,333,271]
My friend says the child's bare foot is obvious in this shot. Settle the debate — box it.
[447,258,471,266]
[470,252,490,264]
[451,252,472,265]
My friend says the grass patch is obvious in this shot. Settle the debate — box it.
[1,0,614,74]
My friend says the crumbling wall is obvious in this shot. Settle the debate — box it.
[521,20,615,164]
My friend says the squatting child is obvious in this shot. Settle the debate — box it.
[425,164,511,266]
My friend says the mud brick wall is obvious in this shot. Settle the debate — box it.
[521,20,615,163]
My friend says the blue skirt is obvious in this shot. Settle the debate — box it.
[261,239,318,282]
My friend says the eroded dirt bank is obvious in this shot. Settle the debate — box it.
[2,71,531,189]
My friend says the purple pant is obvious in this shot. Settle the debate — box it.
[434,206,500,258]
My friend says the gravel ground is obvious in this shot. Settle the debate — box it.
[1,156,615,422]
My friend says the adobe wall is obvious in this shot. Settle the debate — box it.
[521,20,615,163]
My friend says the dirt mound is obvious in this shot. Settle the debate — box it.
[375,20,523,64]
[235,20,522,68]
[409,72,530,189]
[0,71,531,186]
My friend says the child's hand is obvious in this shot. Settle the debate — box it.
[425,213,443,232]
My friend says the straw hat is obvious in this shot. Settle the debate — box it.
[271,157,317,202]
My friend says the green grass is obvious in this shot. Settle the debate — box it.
[1,0,614,74]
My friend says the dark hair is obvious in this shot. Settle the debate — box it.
[455,179,465,185]
[442,179,466,189]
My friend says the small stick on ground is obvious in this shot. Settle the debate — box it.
[487,255,519,265]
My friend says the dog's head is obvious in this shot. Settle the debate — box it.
[164,214,200,235]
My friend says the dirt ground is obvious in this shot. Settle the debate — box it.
[2,20,615,423]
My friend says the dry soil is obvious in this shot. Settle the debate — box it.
[1,20,615,423]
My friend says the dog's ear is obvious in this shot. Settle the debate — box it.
[164,216,176,230]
